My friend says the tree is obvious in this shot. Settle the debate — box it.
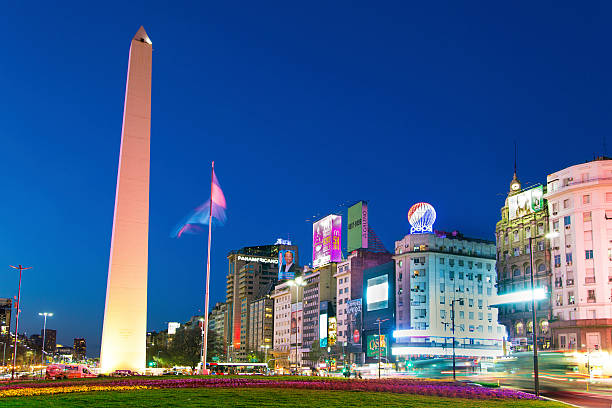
[166,326,201,369]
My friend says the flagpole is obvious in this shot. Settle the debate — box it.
[202,161,214,373]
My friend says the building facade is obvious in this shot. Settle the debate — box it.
[545,157,612,351]
[334,249,393,344]
[43,329,57,354]
[73,338,86,360]
[271,281,302,370]
[247,295,274,355]
[392,232,505,358]
[496,173,552,350]
[225,244,298,360]
[0,298,11,336]
[302,264,337,366]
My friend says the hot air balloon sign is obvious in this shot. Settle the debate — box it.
[407,202,436,234]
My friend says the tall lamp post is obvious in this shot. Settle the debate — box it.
[450,298,464,381]
[288,276,306,372]
[9,264,31,381]
[38,312,53,378]
[375,318,389,379]
[199,318,205,369]
[528,231,558,397]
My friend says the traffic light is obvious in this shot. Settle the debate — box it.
[148,361,156,367]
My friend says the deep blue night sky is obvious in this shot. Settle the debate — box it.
[1,1,610,355]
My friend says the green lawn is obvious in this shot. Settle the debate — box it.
[1,387,567,407]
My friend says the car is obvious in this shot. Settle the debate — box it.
[112,369,140,377]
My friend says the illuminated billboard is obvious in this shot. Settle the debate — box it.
[508,185,544,220]
[328,317,337,346]
[347,201,368,252]
[319,313,328,347]
[366,275,389,311]
[313,215,342,268]
[278,249,297,281]
[366,334,388,357]
[408,202,436,234]
[346,299,362,351]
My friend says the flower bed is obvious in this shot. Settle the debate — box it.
[0,377,539,400]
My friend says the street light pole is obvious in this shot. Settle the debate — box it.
[528,236,539,397]
[38,312,53,378]
[9,264,31,381]
[451,300,456,381]
[376,318,388,379]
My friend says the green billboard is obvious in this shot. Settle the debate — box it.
[347,201,368,252]
[366,334,388,357]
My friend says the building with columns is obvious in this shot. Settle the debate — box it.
[495,172,552,350]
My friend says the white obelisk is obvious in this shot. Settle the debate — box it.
[100,26,152,373]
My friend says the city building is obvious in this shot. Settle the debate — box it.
[43,329,57,354]
[545,157,612,351]
[247,295,274,356]
[362,262,396,364]
[0,298,11,336]
[73,338,86,360]
[55,345,73,363]
[208,302,226,346]
[225,243,298,360]
[392,229,505,359]
[496,172,552,350]
[302,263,337,366]
[271,280,303,371]
[334,249,393,345]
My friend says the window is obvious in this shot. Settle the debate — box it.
[478,299,483,308]
[440,296,445,304]
[513,268,521,277]
[583,211,592,222]
[504,235,508,244]
[568,292,575,305]
[554,255,561,267]
[440,310,446,319]
[564,216,571,226]
[513,248,520,256]
[459,311,464,319]
[583,195,590,205]
[553,220,560,231]
[440,283,445,293]
[606,192,612,202]
[525,226,531,237]
[469,312,474,320]
[586,250,594,260]
[440,258,445,264]
[552,203,559,213]
[513,231,519,242]
[538,241,545,251]
[468,299,474,307]
[478,312,483,320]
[538,223,544,235]
[563,199,570,209]
[556,294,563,306]
[566,252,573,265]
[525,244,530,254]
[587,290,596,303]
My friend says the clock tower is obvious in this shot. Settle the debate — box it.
[509,172,521,193]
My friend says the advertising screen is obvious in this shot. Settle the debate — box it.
[313,215,342,268]
[346,299,362,351]
[278,249,297,281]
[319,313,328,347]
[508,185,544,220]
[366,275,389,311]
[366,334,388,357]
[347,201,368,252]
[328,317,337,346]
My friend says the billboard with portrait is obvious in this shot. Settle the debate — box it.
[366,275,389,311]
[278,249,297,280]
[313,215,342,268]
[508,185,544,220]
[347,201,368,252]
